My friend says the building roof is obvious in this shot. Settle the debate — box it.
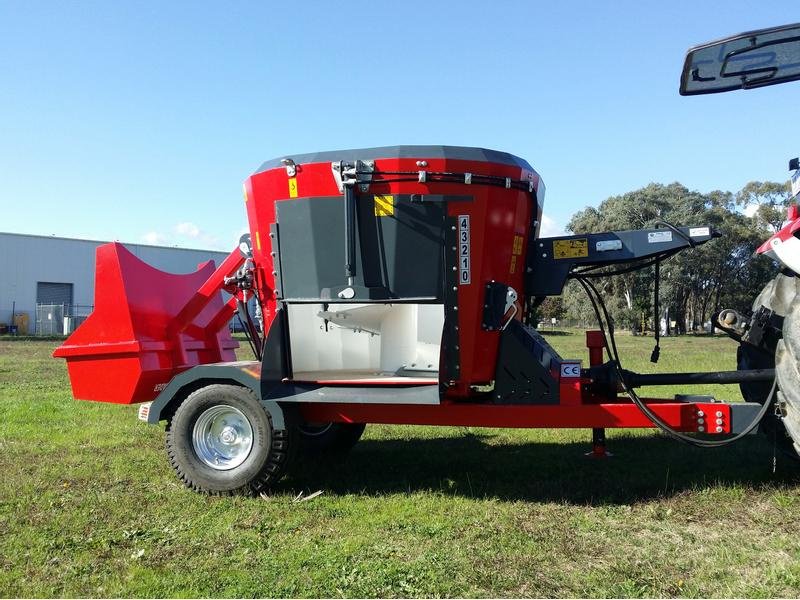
[0,231,229,255]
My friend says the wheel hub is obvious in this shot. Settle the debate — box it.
[192,405,254,470]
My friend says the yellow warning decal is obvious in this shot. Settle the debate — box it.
[243,184,249,203]
[554,238,588,259]
[288,177,298,198]
[509,234,524,274]
[255,231,262,251]
[512,235,524,256]
[374,194,394,216]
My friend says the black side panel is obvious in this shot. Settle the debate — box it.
[276,196,355,299]
[494,321,561,404]
[260,307,290,399]
[369,195,445,299]
[276,195,446,301]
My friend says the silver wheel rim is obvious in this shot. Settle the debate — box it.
[192,405,254,470]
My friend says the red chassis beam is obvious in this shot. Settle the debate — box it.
[300,400,730,433]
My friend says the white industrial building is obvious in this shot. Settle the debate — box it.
[0,232,230,335]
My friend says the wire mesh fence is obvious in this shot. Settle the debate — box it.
[32,303,242,336]
[35,304,94,336]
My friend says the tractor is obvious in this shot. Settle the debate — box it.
[54,22,800,494]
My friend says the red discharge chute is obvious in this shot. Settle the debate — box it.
[53,242,243,404]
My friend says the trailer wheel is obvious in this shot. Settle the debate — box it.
[166,384,295,495]
[297,422,366,455]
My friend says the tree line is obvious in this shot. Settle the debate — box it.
[537,180,792,334]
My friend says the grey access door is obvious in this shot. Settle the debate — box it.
[36,282,74,334]
[36,282,73,306]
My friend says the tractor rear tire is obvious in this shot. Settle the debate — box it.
[297,422,366,456]
[775,292,800,456]
[740,273,800,456]
[166,384,296,495]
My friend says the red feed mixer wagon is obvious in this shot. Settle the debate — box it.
[54,144,786,495]
[52,18,800,496]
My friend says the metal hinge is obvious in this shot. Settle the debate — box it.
[280,158,297,177]
[331,159,374,193]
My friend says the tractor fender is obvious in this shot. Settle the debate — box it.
[145,361,285,429]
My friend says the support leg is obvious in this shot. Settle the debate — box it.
[585,427,612,458]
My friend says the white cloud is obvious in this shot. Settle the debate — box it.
[539,214,564,237]
[175,222,200,238]
[141,231,167,245]
[140,222,223,249]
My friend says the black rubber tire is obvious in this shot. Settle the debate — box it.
[297,422,366,456]
[741,273,800,456]
[166,384,296,495]
[738,272,797,406]
[775,287,800,457]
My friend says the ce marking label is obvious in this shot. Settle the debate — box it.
[560,362,582,378]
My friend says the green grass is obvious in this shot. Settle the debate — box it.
[1,332,800,597]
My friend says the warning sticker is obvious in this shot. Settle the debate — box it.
[509,234,524,274]
[512,235,524,256]
[288,177,298,198]
[374,194,394,216]
[553,238,589,259]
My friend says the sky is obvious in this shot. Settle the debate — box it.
[0,1,796,250]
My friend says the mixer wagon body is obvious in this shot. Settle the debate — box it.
[53,142,782,494]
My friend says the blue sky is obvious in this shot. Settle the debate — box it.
[0,1,795,249]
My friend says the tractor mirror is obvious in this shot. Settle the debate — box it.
[680,22,800,95]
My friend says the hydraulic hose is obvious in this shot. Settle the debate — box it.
[575,274,776,448]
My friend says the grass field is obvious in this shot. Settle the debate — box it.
[1,331,800,597]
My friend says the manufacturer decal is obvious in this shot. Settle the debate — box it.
[689,227,710,237]
[560,362,582,378]
[648,231,672,243]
